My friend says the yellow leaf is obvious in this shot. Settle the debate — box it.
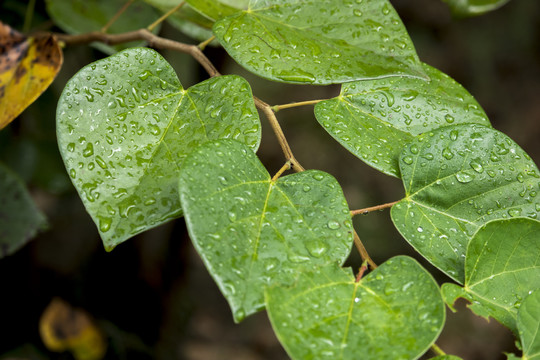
[39,298,107,360]
[0,22,63,129]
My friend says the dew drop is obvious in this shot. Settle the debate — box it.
[327,220,341,230]
[306,240,327,257]
[99,217,112,232]
[444,114,455,123]
[455,171,474,183]
[403,156,414,165]
[442,147,454,160]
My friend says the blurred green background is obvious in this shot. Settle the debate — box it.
[1,0,539,359]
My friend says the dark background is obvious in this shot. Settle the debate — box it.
[1,0,539,359]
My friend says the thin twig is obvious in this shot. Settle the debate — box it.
[147,1,186,32]
[101,0,135,33]
[430,343,446,356]
[272,99,325,112]
[353,230,377,269]
[350,201,399,217]
[355,260,369,282]
[271,161,291,182]
[55,29,220,77]
[253,96,305,173]
[198,35,216,50]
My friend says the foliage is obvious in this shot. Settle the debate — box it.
[0,0,534,359]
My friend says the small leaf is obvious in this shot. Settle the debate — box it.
[265,256,445,360]
[57,48,261,250]
[443,0,511,17]
[0,163,47,257]
[391,124,540,282]
[0,22,63,129]
[45,0,162,54]
[179,139,354,322]
[507,290,540,360]
[213,0,425,84]
[186,0,245,21]
[314,63,490,177]
[441,218,540,334]
[429,356,464,360]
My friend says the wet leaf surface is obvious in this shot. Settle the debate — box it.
[266,256,445,360]
[442,218,540,334]
[57,48,261,250]
[179,139,354,322]
[391,124,540,282]
[0,22,63,129]
[213,0,425,84]
[0,163,47,258]
[510,290,540,360]
[46,0,161,54]
[315,63,490,177]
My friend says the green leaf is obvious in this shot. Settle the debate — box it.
[57,48,261,250]
[0,163,47,258]
[508,290,540,360]
[179,139,354,322]
[213,0,425,84]
[45,0,161,54]
[314,63,490,177]
[265,256,445,360]
[143,0,215,28]
[186,0,245,21]
[391,124,540,282]
[429,356,464,360]
[443,0,511,17]
[441,218,540,334]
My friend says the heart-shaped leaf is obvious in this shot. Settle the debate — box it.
[179,139,354,322]
[0,22,63,129]
[265,256,445,360]
[57,48,261,250]
[442,218,540,334]
[508,290,540,360]
[46,0,161,54]
[314,63,490,177]
[391,124,540,283]
[213,0,425,84]
[443,0,511,17]
[0,163,47,257]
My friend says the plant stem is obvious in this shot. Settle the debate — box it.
[55,29,220,77]
[353,230,377,269]
[253,97,305,173]
[23,0,36,33]
[271,161,291,181]
[198,35,216,50]
[431,343,446,356]
[272,99,324,112]
[147,1,186,32]
[351,201,399,217]
[101,0,135,33]
[355,260,369,282]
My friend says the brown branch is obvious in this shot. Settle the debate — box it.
[54,29,220,78]
[351,201,399,217]
[147,1,185,32]
[271,161,291,181]
[101,0,135,33]
[253,96,305,173]
[353,230,377,269]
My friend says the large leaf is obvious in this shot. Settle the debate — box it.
[314,63,489,177]
[0,163,47,257]
[265,257,445,360]
[443,0,511,17]
[179,139,354,322]
[509,290,540,360]
[0,22,63,129]
[57,48,261,250]
[391,124,540,283]
[213,0,425,84]
[442,218,540,334]
[46,0,161,54]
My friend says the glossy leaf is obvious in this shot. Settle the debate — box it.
[0,22,63,129]
[179,139,354,322]
[510,290,540,360]
[314,63,490,177]
[443,0,511,17]
[266,256,445,360]
[57,48,261,250]
[46,0,161,54]
[0,163,47,257]
[442,218,540,334]
[186,0,244,21]
[213,0,425,84]
[391,124,540,282]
